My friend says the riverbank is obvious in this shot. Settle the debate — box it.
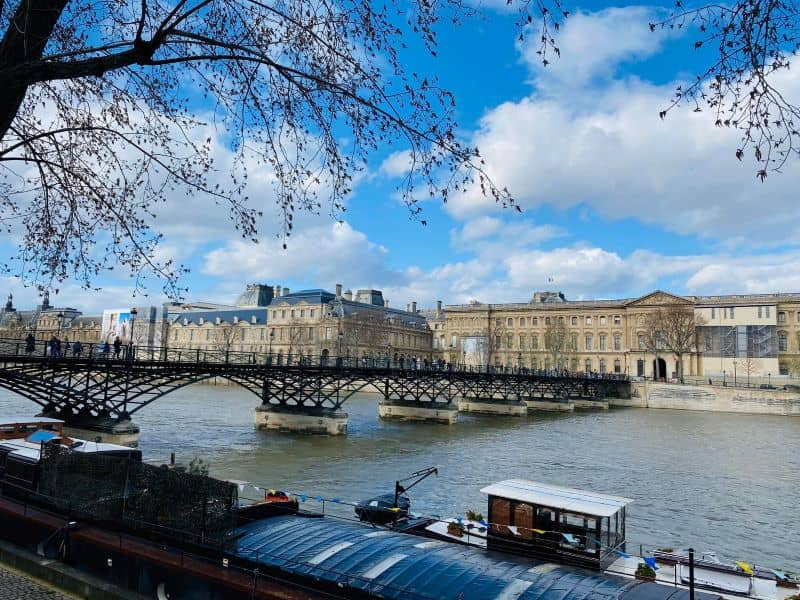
[623,381,800,416]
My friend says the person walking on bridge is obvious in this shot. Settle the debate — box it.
[113,336,122,359]
[25,332,35,355]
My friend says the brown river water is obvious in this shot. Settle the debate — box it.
[1,384,797,571]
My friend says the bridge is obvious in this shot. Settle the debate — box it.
[0,338,630,443]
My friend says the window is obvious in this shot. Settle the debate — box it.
[585,334,593,351]
[281,310,286,318]
[571,334,578,351]
[545,317,551,325]
[559,316,564,324]
[308,328,315,341]
[780,363,789,375]
[614,334,621,351]
[519,334,526,350]
[189,330,194,341]
[585,316,592,325]
[731,306,735,318]
[571,316,578,325]
[310,309,315,318]
[758,306,763,318]
[599,334,606,351]
[495,318,501,327]
[532,335,539,350]
[638,334,645,350]
[613,315,621,325]
[584,359,592,372]
[614,359,621,373]
[290,309,295,318]
[506,333,513,348]
[779,332,788,352]
[206,330,211,341]
[325,327,332,340]
[519,317,526,327]
[599,359,606,373]
[765,306,769,318]
[533,317,539,326]
[778,311,786,323]
[711,307,715,319]
[494,335,501,349]
[300,309,305,318]
[600,316,607,325]
[507,317,513,327]
[637,359,645,377]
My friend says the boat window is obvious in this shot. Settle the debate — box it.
[490,497,511,535]
[513,502,534,540]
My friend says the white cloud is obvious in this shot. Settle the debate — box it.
[447,6,800,246]
[379,150,413,178]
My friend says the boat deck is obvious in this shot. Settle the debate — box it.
[606,555,796,600]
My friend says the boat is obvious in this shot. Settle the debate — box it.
[354,492,410,524]
[0,416,64,441]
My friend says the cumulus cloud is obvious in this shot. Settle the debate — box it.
[447,5,800,246]
[379,150,413,178]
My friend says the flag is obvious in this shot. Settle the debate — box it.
[644,557,658,570]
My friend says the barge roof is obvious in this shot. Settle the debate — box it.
[234,514,717,600]
[481,480,633,517]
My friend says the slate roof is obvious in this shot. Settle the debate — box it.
[170,307,268,326]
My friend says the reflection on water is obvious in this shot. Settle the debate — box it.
[1,383,798,570]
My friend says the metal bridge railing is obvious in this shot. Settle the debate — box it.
[0,337,630,383]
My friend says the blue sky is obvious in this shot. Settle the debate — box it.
[6,1,800,315]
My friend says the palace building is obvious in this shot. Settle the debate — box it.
[434,290,800,379]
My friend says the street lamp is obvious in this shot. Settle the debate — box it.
[268,329,274,365]
[337,331,343,367]
[129,307,138,360]
[723,369,726,387]
[56,311,64,337]
[769,372,772,387]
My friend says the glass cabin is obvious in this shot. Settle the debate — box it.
[481,479,632,570]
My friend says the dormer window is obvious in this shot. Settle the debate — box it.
[199,317,204,325]
[215,317,221,324]
[183,318,188,326]
[251,315,257,324]
[233,316,239,324]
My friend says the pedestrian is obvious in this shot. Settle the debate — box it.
[101,341,110,359]
[25,332,35,355]
[63,339,70,357]
[72,340,83,358]
[49,336,58,358]
[55,337,62,358]
[113,336,122,359]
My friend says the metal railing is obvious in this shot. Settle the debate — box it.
[0,337,630,381]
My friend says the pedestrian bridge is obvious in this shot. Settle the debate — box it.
[0,338,630,440]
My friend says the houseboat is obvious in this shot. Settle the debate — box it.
[0,416,63,440]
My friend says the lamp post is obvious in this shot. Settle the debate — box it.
[129,307,137,360]
[337,331,343,367]
[56,311,64,337]
[723,369,726,387]
[769,372,772,387]
[268,329,274,365]
[387,343,392,368]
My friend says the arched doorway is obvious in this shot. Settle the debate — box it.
[321,348,329,366]
[652,358,667,381]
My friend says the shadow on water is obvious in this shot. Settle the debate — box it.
[0,382,798,570]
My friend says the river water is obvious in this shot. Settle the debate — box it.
[1,384,798,571]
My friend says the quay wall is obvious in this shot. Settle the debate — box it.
[629,382,800,416]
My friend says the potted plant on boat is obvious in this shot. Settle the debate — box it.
[635,563,657,582]
[466,510,483,522]
[447,521,465,537]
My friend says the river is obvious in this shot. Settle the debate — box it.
[1,384,798,571]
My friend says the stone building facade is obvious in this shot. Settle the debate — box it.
[435,290,800,379]
[167,283,432,363]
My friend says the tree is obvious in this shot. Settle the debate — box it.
[544,318,570,372]
[0,0,519,296]
[642,308,705,383]
[212,323,241,357]
[339,311,390,361]
[653,0,800,180]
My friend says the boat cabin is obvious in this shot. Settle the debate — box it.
[0,417,64,441]
[481,479,632,570]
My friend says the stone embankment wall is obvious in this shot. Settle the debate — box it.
[621,382,800,416]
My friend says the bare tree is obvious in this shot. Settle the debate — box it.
[0,0,527,296]
[544,318,570,372]
[340,311,389,361]
[212,323,241,358]
[653,0,800,179]
[642,308,705,383]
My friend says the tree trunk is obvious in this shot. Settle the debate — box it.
[0,0,69,140]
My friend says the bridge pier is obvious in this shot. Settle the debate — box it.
[378,400,458,424]
[457,397,528,416]
[254,405,348,435]
[523,396,575,412]
[53,416,141,447]
[573,399,609,409]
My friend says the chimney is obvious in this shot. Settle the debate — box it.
[344,290,353,301]
[406,303,410,312]
[384,299,389,308]
[436,300,442,315]
[275,285,281,297]
[282,287,290,296]
[411,301,417,313]
[335,283,342,298]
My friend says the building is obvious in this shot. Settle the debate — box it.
[167,283,432,364]
[436,290,800,379]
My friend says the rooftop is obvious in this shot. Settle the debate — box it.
[480,479,633,517]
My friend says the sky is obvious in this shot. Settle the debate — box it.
[5,1,800,315]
